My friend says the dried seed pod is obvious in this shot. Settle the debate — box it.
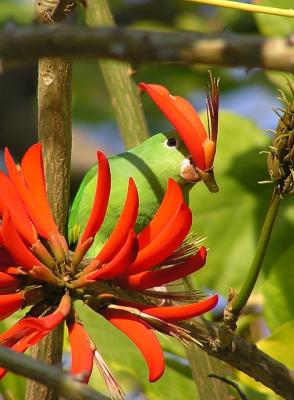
[267,76,294,194]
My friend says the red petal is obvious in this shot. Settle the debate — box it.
[118,246,207,290]
[87,230,138,281]
[0,172,36,244]
[4,147,57,238]
[68,322,94,383]
[139,83,207,170]
[0,211,41,269]
[20,144,57,234]
[0,271,21,290]
[0,247,17,266]
[0,293,23,321]
[138,179,183,249]
[142,295,218,321]
[0,295,70,344]
[126,203,192,275]
[80,151,111,244]
[100,308,165,382]
[0,266,25,275]
[97,178,139,264]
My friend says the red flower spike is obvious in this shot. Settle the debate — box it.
[4,148,57,238]
[20,144,58,235]
[138,179,183,249]
[0,211,41,269]
[0,172,36,244]
[126,203,192,275]
[100,308,165,382]
[80,151,111,244]
[139,83,207,171]
[141,295,218,321]
[0,292,24,320]
[118,246,207,291]
[68,322,94,383]
[87,230,138,281]
[97,178,139,264]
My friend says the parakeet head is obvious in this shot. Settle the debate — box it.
[159,130,201,184]
[139,72,220,193]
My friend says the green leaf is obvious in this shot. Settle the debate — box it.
[0,1,33,25]
[263,242,294,330]
[254,0,294,37]
[189,112,294,330]
[75,302,198,399]
[189,111,270,294]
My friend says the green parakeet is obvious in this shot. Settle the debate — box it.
[69,77,219,257]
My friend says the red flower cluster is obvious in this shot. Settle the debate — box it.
[0,144,217,395]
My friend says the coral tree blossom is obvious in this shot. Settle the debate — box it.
[0,144,218,397]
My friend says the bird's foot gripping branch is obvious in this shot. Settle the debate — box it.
[0,144,218,398]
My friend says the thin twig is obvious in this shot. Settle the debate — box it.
[185,0,294,18]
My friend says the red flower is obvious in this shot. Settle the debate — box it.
[139,72,220,192]
[0,144,218,396]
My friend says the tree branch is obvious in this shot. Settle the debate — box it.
[0,345,107,400]
[0,26,294,72]
[185,319,294,400]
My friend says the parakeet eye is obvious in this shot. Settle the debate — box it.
[165,137,178,148]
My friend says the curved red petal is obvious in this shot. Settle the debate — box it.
[80,151,111,244]
[100,308,165,382]
[68,322,94,383]
[126,204,192,275]
[4,148,57,238]
[142,295,218,321]
[118,246,207,290]
[0,293,23,321]
[0,297,69,345]
[0,271,21,290]
[97,178,139,264]
[20,144,58,234]
[0,211,41,269]
[0,247,17,266]
[87,230,138,281]
[0,172,36,244]
[139,83,207,170]
[138,179,183,249]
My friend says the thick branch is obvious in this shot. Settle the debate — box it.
[0,26,294,72]
[26,3,73,400]
[185,319,294,400]
[0,345,107,400]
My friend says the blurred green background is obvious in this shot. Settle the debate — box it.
[0,1,293,399]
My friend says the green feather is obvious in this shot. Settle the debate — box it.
[68,132,194,257]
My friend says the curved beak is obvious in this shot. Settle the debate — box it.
[196,168,219,193]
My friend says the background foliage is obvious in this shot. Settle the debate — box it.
[0,1,293,399]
